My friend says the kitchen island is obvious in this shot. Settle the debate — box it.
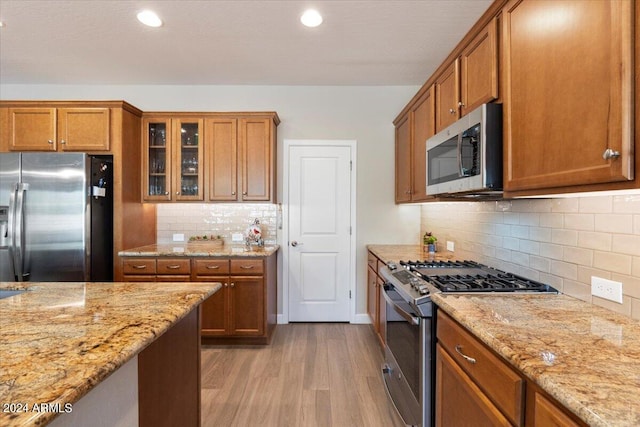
[0,280,221,427]
[368,244,640,427]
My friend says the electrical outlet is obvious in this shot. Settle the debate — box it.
[591,276,623,304]
[172,233,184,242]
[232,233,244,242]
[446,240,455,252]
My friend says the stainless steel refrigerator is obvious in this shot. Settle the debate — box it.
[0,153,113,282]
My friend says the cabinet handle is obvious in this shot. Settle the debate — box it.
[454,345,477,364]
[164,192,169,195]
[60,139,66,144]
[206,265,220,270]
[458,102,465,108]
[602,148,621,160]
[176,191,180,195]
[232,191,236,195]
[230,282,235,288]
[240,265,254,269]
[242,191,247,195]
[132,265,147,269]
[47,140,54,145]
[166,265,182,269]
[224,282,229,287]
[449,108,456,114]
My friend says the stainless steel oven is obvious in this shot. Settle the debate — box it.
[380,260,558,427]
[381,283,433,427]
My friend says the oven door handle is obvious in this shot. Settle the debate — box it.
[382,287,420,326]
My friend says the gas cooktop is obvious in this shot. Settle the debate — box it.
[381,259,558,307]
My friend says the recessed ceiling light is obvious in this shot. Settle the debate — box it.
[137,10,163,28]
[300,9,323,28]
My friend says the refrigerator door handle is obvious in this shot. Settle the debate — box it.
[13,183,28,281]
[7,185,17,280]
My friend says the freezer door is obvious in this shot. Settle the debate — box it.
[21,153,90,281]
[0,153,20,281]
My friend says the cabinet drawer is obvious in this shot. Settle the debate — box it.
[230,259,263,275]
[437,311,524,426]
[157,259,191,275]
[123,258,157,275]
[194,259,230,276]
[367,252,378,270]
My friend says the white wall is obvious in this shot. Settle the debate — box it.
[1,84,421,317]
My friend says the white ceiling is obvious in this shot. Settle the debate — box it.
[0,0,493,86]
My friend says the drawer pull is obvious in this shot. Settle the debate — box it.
[240,265,254,269]
[206,265,220,270]
[166,265,182,269]
[132,265,147,269]
[230,282,235,288]
[455,345,476,364]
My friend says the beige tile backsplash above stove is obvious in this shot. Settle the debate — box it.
[420,195,640,319]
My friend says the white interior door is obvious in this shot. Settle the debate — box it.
[288,144,352,322]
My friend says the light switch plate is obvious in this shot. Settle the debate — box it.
[446,241,455,252]
[591,276,623,304]
[232,233,244,242]
[172,233,185,242]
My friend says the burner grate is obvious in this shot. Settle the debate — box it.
[428,273,553,293]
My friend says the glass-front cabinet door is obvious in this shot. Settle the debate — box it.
[173,119,204,201]
[143,118,172,201]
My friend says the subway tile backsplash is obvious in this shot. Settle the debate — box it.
[420,195,640,320]
[156,203,278,245]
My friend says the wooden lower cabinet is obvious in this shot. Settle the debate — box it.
[120,253,277,344]
[367,250,385,347]
[436,345,511,427]
[195,254,277,345]
[437,310,587,427]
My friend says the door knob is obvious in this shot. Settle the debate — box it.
[291,240,302,247]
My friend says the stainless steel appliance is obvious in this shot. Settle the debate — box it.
[426,103,502,197]
[0,153,113,282]
[380,260,557,426]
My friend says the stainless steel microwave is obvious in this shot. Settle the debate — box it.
[426,103,502,197]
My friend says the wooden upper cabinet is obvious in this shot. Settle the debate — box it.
[143,117,173,201]
[395,112,412,203]
[411,86,436,202]
[206,118,238,201]
[173,118,204,201]
[460,17,499,115]
[240,118,273,202]
[503,0,633,193]
[8,107,110,151]
[435,60,460,132]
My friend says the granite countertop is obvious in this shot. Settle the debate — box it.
[118,243,279,257]
[367,244,640,427]
[0,281,221,427]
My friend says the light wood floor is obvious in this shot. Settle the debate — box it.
[201,323,406,427]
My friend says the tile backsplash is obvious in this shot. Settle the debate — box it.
[157,203,278,245]
[420,195,640,319]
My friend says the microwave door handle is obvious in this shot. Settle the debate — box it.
[457,133,464,177]
[382,286,420,326]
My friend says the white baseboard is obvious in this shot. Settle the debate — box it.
[278,313,372,324]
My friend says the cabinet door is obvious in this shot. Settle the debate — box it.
[533,392,581,427]
[460,17,498,115]
[395,113,412,203]
[504,0,633,192]
[206,118,238,201]
[58,108,110,151]
[201,280,230,336]
[239,118,272,201]
[229,276,264,335]
[173,118,204,201]
[436,345,512,427]
[367,266,378,329]
[411,86,436,201]
[143,118,172,201]
[435,59,460,132]
[8,108,57,151]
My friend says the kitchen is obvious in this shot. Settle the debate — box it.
[1,0,639,426]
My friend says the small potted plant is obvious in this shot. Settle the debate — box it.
[423,232,437,253]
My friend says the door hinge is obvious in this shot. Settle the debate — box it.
[349,226,352,235]
[349,290,352,299]
[350,160,352,171]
